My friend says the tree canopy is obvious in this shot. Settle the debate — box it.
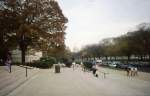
[0,0,68,63]
[77,23,150,61]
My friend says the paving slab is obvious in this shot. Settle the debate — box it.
[6,67,150,96]
[0,65,39,96]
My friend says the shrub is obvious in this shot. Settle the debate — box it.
[27,57,56,69]
[65,61,72,68]
[62,58,72,68]
[37,57,56,68]
[83,61,93,70]
[12,62,21,66]
[75,61,81,64]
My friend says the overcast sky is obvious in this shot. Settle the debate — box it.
[58,0,150,51]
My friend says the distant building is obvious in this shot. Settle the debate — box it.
[11,49,42,63]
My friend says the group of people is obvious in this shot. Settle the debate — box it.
[72,62,80,70]
[80,61,99,77]
[126,67,138,76]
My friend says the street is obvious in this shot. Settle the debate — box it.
[6,66,150,96]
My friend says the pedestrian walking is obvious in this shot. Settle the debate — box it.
[80,61,84,71]
[126,67,130,76]
[72,62,76,70]
[5,52,12,73]
[133,67,138,76]
[130,67,134,76]
[92,64,98,77]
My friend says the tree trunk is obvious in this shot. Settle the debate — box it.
[127,55,130,63]
[148,53,150,63]
[21,44,28,77]
[105,56,108,61]
[21,49,25,65]
[114,56,117,61]
[148,53,150,61]
[21,48,27,77]
[140,55,143,61]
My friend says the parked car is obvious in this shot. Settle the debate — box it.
[108,61,120,68]
[116,63,133,69]
[101,61,111,66]
[95,60,102,65]
[108,63,117,68]
[109,64,117,67]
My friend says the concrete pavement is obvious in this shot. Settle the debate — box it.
[6,67,150,96]
[0,65,39,96]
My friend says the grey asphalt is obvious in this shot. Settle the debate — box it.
[6,67,150,96]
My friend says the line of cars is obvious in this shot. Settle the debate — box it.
[96,60,135,70]
[81,60,144,70]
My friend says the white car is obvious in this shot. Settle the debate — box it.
[95,60,102,65]
[108,62,119,68]
[109,63,117,67]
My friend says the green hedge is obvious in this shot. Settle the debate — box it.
[27,57,56,69]
[12,57,56,69]
[83,61,93,70]
[38,57,56,68]
[75,61,81,64]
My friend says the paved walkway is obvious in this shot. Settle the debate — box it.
[97,67,150,82]
[6,67,150,96]
[0,65,39,96]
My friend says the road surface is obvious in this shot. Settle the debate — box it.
[6,67,150,96]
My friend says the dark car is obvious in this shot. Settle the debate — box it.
[116,63,133,69]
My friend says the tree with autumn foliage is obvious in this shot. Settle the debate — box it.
[76,23,150,62]
[0,0,68,65]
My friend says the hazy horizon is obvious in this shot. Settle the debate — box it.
[59,0,150,51]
